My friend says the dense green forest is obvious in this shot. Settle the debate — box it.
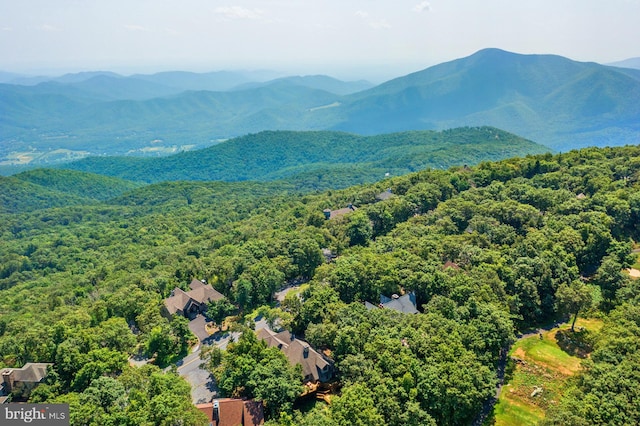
[0,169,142,213]
[61,127,548,186]
[1,144,639,425]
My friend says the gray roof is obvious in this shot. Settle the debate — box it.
[382,293,418,314]
[364,301,379,310]
[367,292,418,314]
[376,189,395,201]
[324,205,357,220]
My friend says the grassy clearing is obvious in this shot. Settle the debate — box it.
[489,317,603,426]
[493,391,546,425]
[631,253,640,272]
[632,247,640,269]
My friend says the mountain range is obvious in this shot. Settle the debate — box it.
[1,48,639,171]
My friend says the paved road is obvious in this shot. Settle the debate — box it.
[175,330,242,404]
[176,345,219,404]
[204,330,241,351]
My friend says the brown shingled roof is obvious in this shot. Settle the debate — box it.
[164,279,225,316]
[323,204,357,220]
[164,288,192,315]
[197,399,264,426]
[1,363,51,384]
[11,363,50,383]
[256,327,333,382]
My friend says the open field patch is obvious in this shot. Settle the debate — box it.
[491,318,603,425]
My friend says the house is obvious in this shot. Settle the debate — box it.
[163,279,225,319]
[443,260,461,271]
[365,292,418,315]
[196,399,264,426]
[256,327,334,383]
[375,189,395,201]
[1,363,52,401]
[323,204,357,220]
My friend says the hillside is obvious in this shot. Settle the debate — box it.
[12,169,141,200]
[61,127,549,185]
[0,145,638,424]
[0,169,141,213]
[0,82,340,164]
[0,175,92,213]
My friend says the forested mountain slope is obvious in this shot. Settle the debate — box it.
[0,170,141,213]
[0,145,639,425]
[62,127,548,186]
[0,176,91,214]
[327,48,640,150]
[13,169,141,201]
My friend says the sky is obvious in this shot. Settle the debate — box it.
[1,0,639,82]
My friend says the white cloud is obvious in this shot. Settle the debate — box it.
[124,24,149,32]
[370,19,391,30]
[40,24,61,32]
[214,6,265,20]
[2,27,12,32]
[355,10,391,30]
[413,1,431,13]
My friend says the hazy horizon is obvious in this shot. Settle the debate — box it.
[2,0,640,82]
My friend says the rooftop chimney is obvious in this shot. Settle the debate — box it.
[2,370,14,393]
[213,400,219,423]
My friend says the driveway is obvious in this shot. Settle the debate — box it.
[188,314,211,342]
[177,314,267,404]
[176,346,219,404]
[176,329,242,404]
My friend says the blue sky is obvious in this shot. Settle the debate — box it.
[1,0,639,81]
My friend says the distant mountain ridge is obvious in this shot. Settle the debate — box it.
[325,49,640,149]
[608,57,640,70]
[232,75,374,95]
[1,48,639,171]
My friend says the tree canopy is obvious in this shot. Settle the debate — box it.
[1,143,639,424]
